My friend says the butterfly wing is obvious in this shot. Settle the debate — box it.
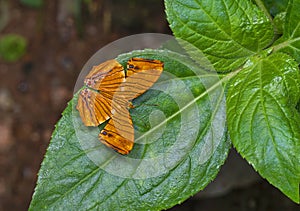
[120,58,163,100]
[78,58,163,154]
[77,59,127,127]
[76,88,113,126]
[126,58,163,77]
[99,104,134,155]
[84,59,125,93]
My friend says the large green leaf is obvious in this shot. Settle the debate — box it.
[29,49,230,210]
[274,0,300,63]
[227,52,300,203]
[165,0,274,72]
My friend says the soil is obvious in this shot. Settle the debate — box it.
[0,1,299,211]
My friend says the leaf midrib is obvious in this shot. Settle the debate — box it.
[135,74,226,142]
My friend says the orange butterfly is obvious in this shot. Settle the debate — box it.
[77,58,163,154]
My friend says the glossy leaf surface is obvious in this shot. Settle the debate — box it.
[29,49,230,210]
[165,0,274,72]
[227,52,300,203]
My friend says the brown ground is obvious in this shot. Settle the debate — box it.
[0,1,299,211]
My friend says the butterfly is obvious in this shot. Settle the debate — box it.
[76,58,164,154]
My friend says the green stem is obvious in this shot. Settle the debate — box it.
[273,37,300,52]
[254,0,273,22]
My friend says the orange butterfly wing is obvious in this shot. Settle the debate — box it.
[77,58,163,155]
[120,58,163,100]
[77,59,125,127]
[76,88,113,126]
[99,104,134,155]
[99,58,163,154]
[84,59,125,93]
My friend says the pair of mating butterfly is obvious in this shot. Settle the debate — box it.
[77,58,164,154]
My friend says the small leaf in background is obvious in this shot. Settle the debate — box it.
[262,0,289,16]
[274,0,300,62]
[0,34,27,62]
[29,49,230,210]
[227,52,300,203]
[273,12,286,35]
[20,0,43,8]
[165,0,274,72]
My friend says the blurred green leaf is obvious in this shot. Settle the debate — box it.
[274,0,300,63]
[20,0,43,8]
[262,0,289,16]
[0,34,27,62]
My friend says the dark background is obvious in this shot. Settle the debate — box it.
[0,1,299,210]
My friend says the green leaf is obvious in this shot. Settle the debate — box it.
[274,0,300,63]
[227,52,300,203]
[165,0,274,72]
[273,12,286,35]
[20,0,44,8]
[29,49,230,210]
[0,34,27,62]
